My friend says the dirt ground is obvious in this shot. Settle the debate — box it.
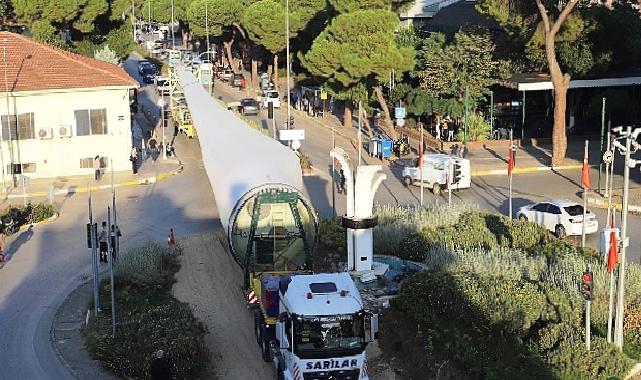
[172,231,273,380]
[172,231,400,380]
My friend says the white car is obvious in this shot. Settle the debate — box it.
[517,199,599,238]
[154,77,172,94]
[261,90,280,109]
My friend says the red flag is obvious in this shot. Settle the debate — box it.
[581,141,591,189]
[507,143,514,176]
[607,213,618,273]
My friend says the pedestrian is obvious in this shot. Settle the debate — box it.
[435,122,441,140]
[337,169,346,194]
[93,156,101,181]
[148,137,158,161]
[110,224,122,262]
[450,143,459,157]
[150,349,172,380]
[98,222,109,263]
[130,147,138,174]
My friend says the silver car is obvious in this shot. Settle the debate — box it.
[239,98,260,116]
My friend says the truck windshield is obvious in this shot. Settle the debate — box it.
[294,314,365,358]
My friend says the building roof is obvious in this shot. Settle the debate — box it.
[499,71,641,91]
[0,31,138,93]
[425,1,501,31]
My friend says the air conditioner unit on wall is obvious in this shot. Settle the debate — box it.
[59,125,72,138]
[37,128,53,139]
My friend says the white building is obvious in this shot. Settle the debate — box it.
[0,31,138,181]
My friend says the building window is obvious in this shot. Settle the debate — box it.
[80,157,108,169]
[75,109,108,136]
[6,162,36,174]
[1,113,35,140]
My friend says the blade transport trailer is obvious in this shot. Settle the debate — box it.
[176,69,377,380]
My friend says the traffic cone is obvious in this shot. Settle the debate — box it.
[167,228,176,246]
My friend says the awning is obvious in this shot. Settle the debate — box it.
[499,72,641,92]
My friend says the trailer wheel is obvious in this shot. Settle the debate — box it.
[261,328,273,362]
[432,182,442,195]
[254,310,263,345]
[403,176,413,187]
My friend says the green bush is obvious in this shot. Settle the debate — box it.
[318,218,346,253]
[398,233,429,262]
[84,241,209,379]
[27,203,55,223]
[1,202,55,226]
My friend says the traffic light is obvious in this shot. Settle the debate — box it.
[581,270,593,301]
[452,161,462,184]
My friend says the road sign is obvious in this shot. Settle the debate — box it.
[395,107,406,119]
[279,129,305,141]
[603,150,613,164]
[396,118,405,127]
[291,139,301,150]
[320,90,328,100]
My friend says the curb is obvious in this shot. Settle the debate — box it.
[3,162,183,200]
[587,195,641,213]
[471,164,582,177]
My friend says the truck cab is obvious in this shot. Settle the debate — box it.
[256,273,377,380]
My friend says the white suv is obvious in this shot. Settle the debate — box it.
[261,90,280,109]
[517,199,598,238]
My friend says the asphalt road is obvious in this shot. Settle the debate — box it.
[211,79,641,263]
[0,56,217,380]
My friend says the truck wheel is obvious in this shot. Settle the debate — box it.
[432,182,441,195]
[261,328,273,362]
[403,176,413,187]
[518,214,527,221]
[555,224,566,239]
[254,311,263,345]
[275,365,285,380]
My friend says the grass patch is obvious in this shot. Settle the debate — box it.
[374,205,638,380]
[83,241,210,379]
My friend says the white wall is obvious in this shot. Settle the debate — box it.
[0,87,133,178]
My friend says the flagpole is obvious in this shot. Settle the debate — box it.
[581,139,589,249]
[420,120,424,207]
[607,212,617,343]
[508,129,513,219]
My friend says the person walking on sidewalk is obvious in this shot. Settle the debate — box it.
[110,224,122,262]
[93,156,101,181]
[130,147,138,174]
[98,222,109,263]
[150,349,172,380]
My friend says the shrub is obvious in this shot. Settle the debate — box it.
[398,233,429,262]
[113,241,177,286]
[84,241,209,379]
[456,112,492,142]
[27,203,55,223]
[318,218,346,253]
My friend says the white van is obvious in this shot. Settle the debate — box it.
[401,154,471,195]
[261,90,280,109]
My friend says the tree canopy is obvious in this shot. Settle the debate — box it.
[13,0,108,33]
[187,0,247,37]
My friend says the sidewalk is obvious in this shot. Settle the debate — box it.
[52,280,119,380]
[1,156,182,201]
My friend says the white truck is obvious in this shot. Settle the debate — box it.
[253,272,377,380]
[402,153,471,195]
[261,89,281,109]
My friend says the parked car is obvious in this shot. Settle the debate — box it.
[517,199,599,238]
[137,60,151,75]
[218,69,234,81]
[231,73,245,88]
[154,77,172,94]
[238,98,260,116]
[261,90,280,109]
[141,65,159,84]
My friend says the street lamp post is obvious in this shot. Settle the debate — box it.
[171,0,175,52]
[285,0,291,131]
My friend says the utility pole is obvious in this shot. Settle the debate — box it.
[171,0,175,52]
[581,139,589,249]
[131,0,136,41]
[420,119,424,207]
[3,38,14,189]
[463,87,469,144]
[331,124,336,217]
[285,0,291,131]
[357,101,362,166]
[614,126,641,349]
[107,206,116,335]
[598,98,606,194]
[88,186,99,316]
[205,2,209,56]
